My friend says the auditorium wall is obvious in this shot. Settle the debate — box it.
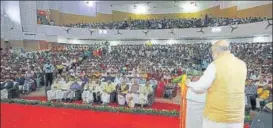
[0,39,48,52]
[49,9,60,25]
[237,3,272,18]
[23,40,40,52]
[111,6,220,21]
[50,3,272,25]
[0,39,24,49]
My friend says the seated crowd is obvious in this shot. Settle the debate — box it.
[0,46,93,99]
[0,41,272,109]
[60,17,268,29]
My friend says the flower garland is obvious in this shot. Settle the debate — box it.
[1,99,179,117]
[0,98,253,122]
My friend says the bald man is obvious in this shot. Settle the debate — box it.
[186,40,247,128]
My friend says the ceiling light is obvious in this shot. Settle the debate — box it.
[134,5,148,14]
[181,2,198,13]
[84,1,94,7]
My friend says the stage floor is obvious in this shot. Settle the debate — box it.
[1,103,180,128]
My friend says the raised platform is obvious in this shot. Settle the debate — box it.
[1,103,180,128]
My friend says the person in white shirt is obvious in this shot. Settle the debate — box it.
[82,79,96,104]
[186,76,207,128]
[93,80,103,104]
[43,60,55,88]
[114,74,122,86]
[47,76,65,101]
[59,78,74,102]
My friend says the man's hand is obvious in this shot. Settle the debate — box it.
[185,78,191,85]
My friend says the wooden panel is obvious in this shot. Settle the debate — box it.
[216,6,237,18]
[57,4,272,24]
[23,40,39,52]
[49,9,60,25]
[38,40,49,50]
[0,39,5,49]
[9,40,24,49]
[237,3,272,18]
[112,6,220,21]
[59,12,112,25]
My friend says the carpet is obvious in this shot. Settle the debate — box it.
[1,103,179,128]
[21,96,180,111]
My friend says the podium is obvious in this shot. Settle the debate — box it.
[180,75,188,128]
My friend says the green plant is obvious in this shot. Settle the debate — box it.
[1,99,179,117]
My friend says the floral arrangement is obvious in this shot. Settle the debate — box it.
[1,99,179,117]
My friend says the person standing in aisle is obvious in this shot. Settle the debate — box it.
[43,60,55,89]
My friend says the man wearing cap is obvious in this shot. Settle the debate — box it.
[186,40,247,128]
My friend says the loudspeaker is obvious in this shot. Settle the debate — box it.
[251,103,272,128]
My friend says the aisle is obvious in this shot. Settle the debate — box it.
[1,103,179,128]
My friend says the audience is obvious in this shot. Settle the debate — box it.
[58,17,268,29]
[0,41,272,110]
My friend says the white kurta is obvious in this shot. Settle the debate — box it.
[1,89,8,99]
[101,92,110,103]
[59,82,74,99]
[82,83,96,104]
[82,90,94,103]
[117,94,126,105]
[186,88,206,128]
[187,63,244,128]
[47,80,65,100]
[126,93,138,107]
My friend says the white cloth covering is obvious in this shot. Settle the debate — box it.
[101,92,110,104]
[126,93,138,107]
[186,99,205,128]
[1,89,8,99]
[82,90,94,103]
[202,117,243,128]
[117,94,126,105]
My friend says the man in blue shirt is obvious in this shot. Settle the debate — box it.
[43,60,55,88]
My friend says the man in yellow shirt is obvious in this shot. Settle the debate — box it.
[256,84,272,109]
[56,63,65,75]
[101,80,115,104]
[186,40,247,128]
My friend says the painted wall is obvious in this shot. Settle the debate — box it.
[0,39,24,49]
[96,1,272,14]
